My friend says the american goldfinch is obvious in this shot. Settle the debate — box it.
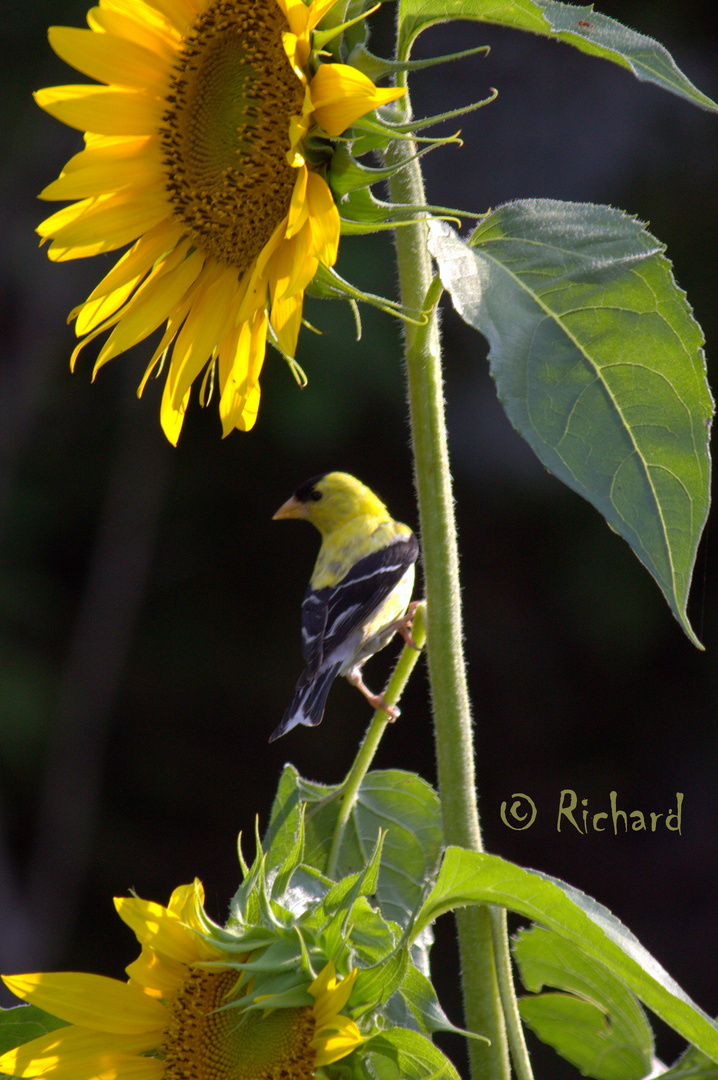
[270,472,419,742]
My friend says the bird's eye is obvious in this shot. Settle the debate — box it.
[310,490,322,502]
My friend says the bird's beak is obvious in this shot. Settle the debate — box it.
[272,495,306,520]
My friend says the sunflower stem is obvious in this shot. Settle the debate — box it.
[384,84,517,1080]
[326,604,426,880]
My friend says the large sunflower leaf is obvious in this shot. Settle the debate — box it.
[513,926,654,1080]
[412,849,718,1064]
[397,0,718,112]
[264,766,443,931]
[428,203,713,646]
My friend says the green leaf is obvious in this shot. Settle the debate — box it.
[392,965,489,1042]
[412,848,718,1064]
[323,829,385,918]
[659,1045,718,1080]
[330,897,400,969]
[518,995,649,1080]
[397,0,718,112]
[429,204,713,646]
[263,765,333,872]
[353,950,410,1017]
[513,926,654,1079]
[534,1,718,111]
[335,770,443,931]
[361,1027,464,1080]
[270,801,307,902]
[0,1003,68,1056]
[265,767,443,933]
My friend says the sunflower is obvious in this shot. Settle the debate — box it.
[35,0,405,444]
[0,880,363,1080]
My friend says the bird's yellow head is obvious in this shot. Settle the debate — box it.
[273,472,389,538]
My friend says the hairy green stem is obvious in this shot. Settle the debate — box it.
[326,604,427,879]
[385,99,513,1080]
[490,907,536,1080]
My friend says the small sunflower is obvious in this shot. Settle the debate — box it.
[0,880,363,1080]
[35,0,404,443]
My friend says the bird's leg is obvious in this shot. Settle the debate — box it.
[346,670,400,721]
[393,600,422,651]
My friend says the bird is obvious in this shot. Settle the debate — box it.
[270,472,419,742]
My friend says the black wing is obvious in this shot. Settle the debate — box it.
[301,533,418,675]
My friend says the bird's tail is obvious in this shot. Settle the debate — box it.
[269,661,342,742]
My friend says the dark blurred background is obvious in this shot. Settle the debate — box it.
[1,1,717,1077]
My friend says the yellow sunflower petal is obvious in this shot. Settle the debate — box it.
[281,31,306,85]
[270,228,317,302]
[308,961,337,1002]
[0,1023,160,1077]
[305,0,343,33]
[160,367,190,445]
[1,974,166,1035]
[270,282,305,357]
[48,26,170,90]
[14,1054,164,1080]
[92,248,203,371]
[39,140,158,201]
[286,97,311,164]
[313,1015,360,1049]
[219,309,267,435]
[309,64,406,136]
[125,944,186,999]
[309,964,363,1068]
[220,374,261,435]
[137,318,181,395]
[313,1023,360,1067]
[34,84,162,136]
[313,1014,364,1066]
[115,896,199,964]
[80,131,142,151]
[166,879,207,925]
[285,165,309,238]
[168,266,241,409]
[305,171,340,265]
[76,219,182,331]
[135,273,203,395]
[71,311,126,372]
[237,383,261,432]
[40,186,168,259]
[278,0,339,43]
[2,1044,164,1080]
[87,4,180,60]
[310,964,357,1022]
[69,231,188,339]
[274,0,309,36]
[135,0,197,35]
[62,132,142,165]
[114,887,220,964]
[236,275,269,327]
[77,275,144,338]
